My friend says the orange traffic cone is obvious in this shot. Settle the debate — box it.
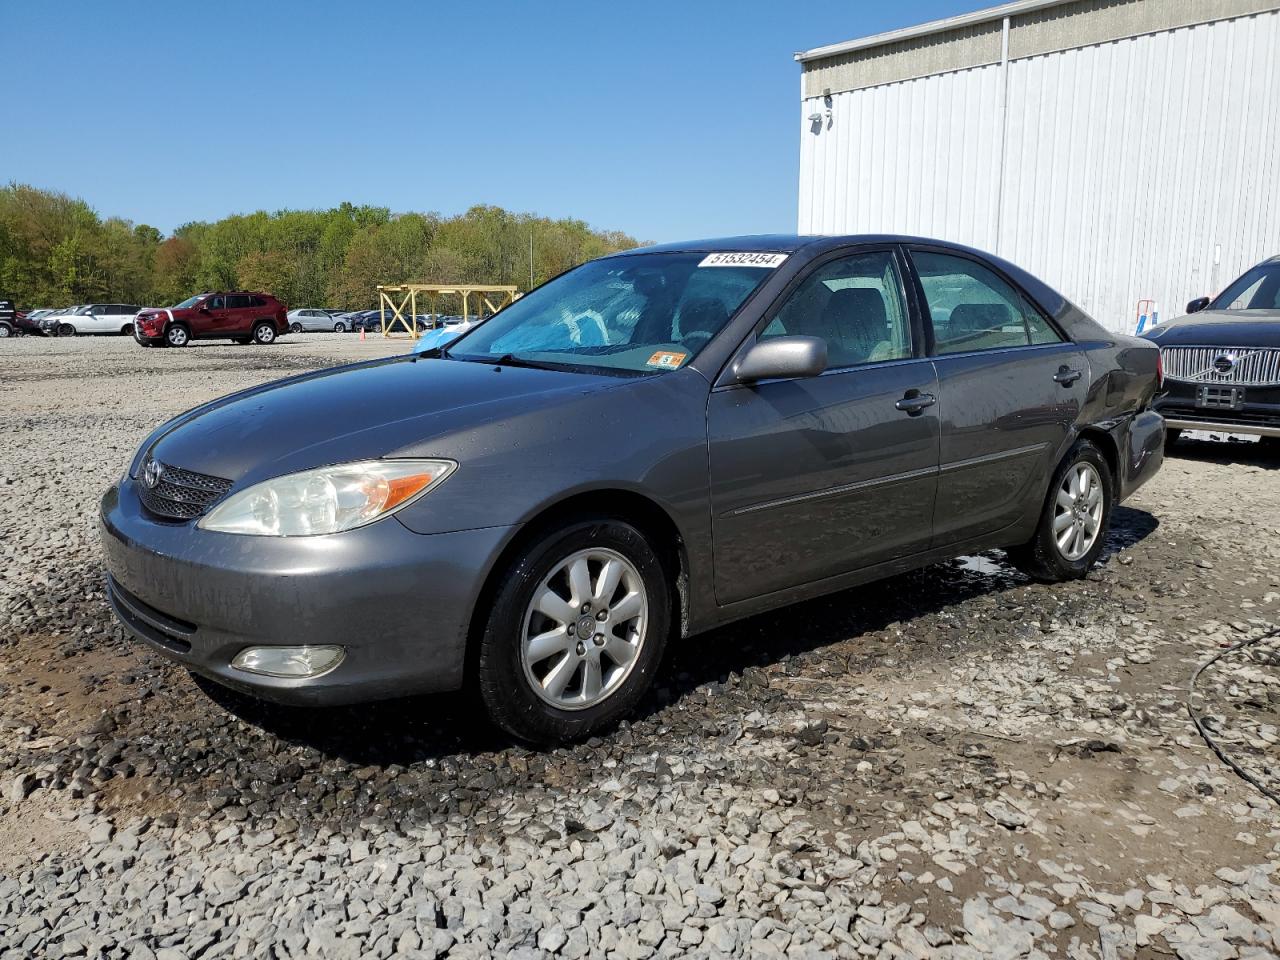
[360,325,366,342]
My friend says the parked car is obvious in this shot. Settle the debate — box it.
[1144,254,1280,445]
[40,305,86,336]
[17,308,56,335]
[133,292,288,347]
[43,303,145,336]
[287,308,351,333]
[101,235,1164,744]
[412,315,480,353]
[0,299,16,337]
[16,308,54,336]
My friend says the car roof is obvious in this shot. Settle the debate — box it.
[602,233,1009,258]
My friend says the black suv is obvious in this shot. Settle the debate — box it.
[0,299,16,338]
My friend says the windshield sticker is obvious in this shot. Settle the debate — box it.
[647,350,688,370]
[698,252,789,269]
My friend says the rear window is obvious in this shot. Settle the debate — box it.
[912,251,1063,354]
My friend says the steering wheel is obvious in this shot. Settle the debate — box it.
[681,331,713,350]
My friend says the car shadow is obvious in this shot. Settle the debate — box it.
[1168,436,1280,469]
[195,507,1160,765]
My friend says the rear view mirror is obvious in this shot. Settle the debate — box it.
[734,336,827,383]
[1186,296,1210,314]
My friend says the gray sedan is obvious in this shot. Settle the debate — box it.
[100,235,1165,744]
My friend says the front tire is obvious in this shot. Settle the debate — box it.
[333,321,348,333]
[289,322,303,334]
[477,519,671,745]
[1007,439,1113,583]
[165,323,190,347]
[1165,427,1181,449]
[252,322,276,345]
[0,322,11,338]
[58,323,76,337]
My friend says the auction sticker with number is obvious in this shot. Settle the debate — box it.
[646,350,688,370]
[698,252,789,268]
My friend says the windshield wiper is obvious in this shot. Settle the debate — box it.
[463,353,549,370]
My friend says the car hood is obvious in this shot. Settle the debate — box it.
[1143,310,1280,347]
[146,356,631,486]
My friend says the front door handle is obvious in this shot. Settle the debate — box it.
[1053,366,1083,386]
[895,390,937,415]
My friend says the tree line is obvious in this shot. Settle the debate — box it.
[0,183,643,311]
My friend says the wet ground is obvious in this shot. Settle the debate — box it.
[0,335,1277,959]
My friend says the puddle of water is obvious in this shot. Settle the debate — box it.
[956,554,1006,576]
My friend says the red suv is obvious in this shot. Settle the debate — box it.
[134,292,288,347]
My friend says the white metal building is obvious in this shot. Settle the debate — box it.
[796,0,1280,331]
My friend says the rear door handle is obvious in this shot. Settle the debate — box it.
[895,391,937,415]
[1053,367,1083,386]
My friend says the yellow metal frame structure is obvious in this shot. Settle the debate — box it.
[375,284,521,339]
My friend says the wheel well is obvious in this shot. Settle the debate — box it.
[462,490,690,684]
[1077,426,1120,492]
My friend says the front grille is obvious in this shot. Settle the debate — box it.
[1161,346,1280,386]
[137,460,233,520]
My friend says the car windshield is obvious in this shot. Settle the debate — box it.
[1209,262,1280,312]
[445,251,782,374]
[171,294,206,310]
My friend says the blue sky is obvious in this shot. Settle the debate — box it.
[3,0,986,242]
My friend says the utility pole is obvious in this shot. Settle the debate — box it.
[529,231,534,291]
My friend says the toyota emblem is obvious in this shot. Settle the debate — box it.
[1212,354,1236,374]
[143,459,163,489]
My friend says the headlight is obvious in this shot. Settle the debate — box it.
[198,459,455,536]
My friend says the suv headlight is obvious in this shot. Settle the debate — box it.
[198,459,455,536]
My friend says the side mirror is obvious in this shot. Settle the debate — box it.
[1186,296,1210,314]
[734,336,828,383]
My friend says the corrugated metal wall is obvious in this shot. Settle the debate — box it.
[798,9,1280,331]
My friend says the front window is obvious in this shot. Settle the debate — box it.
[1210,262,1280,311]
[171,294,206,309]
[446,251,780,374]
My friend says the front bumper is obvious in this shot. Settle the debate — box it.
[1153,379,1280,437]
[100,479,516,705]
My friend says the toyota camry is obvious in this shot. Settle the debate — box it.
[101,235,1164,744]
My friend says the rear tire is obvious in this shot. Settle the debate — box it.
[477,518,671,745]
[1165,427,1181,448]
[0,322,11,338]
[1007,439,1113,583]
[121,324,134,336]
[252,322,276,345]
[165,324,190,347]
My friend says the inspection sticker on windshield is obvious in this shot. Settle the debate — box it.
[698,252,789,269]
[647,350,688,370]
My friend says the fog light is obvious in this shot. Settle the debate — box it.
[231,645,345,678]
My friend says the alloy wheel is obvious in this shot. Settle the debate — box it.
[520,548,648,710]
[167,326,188,347]
[1053,461,1103,561]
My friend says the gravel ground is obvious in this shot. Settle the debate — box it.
[1,333,1278,960]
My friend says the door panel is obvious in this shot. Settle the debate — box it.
[930,345,1087,544]
[907,249,1088,546]
[708,361,940,604]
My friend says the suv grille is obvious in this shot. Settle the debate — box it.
[1161,346,1280,386]
[137,460,233,520]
